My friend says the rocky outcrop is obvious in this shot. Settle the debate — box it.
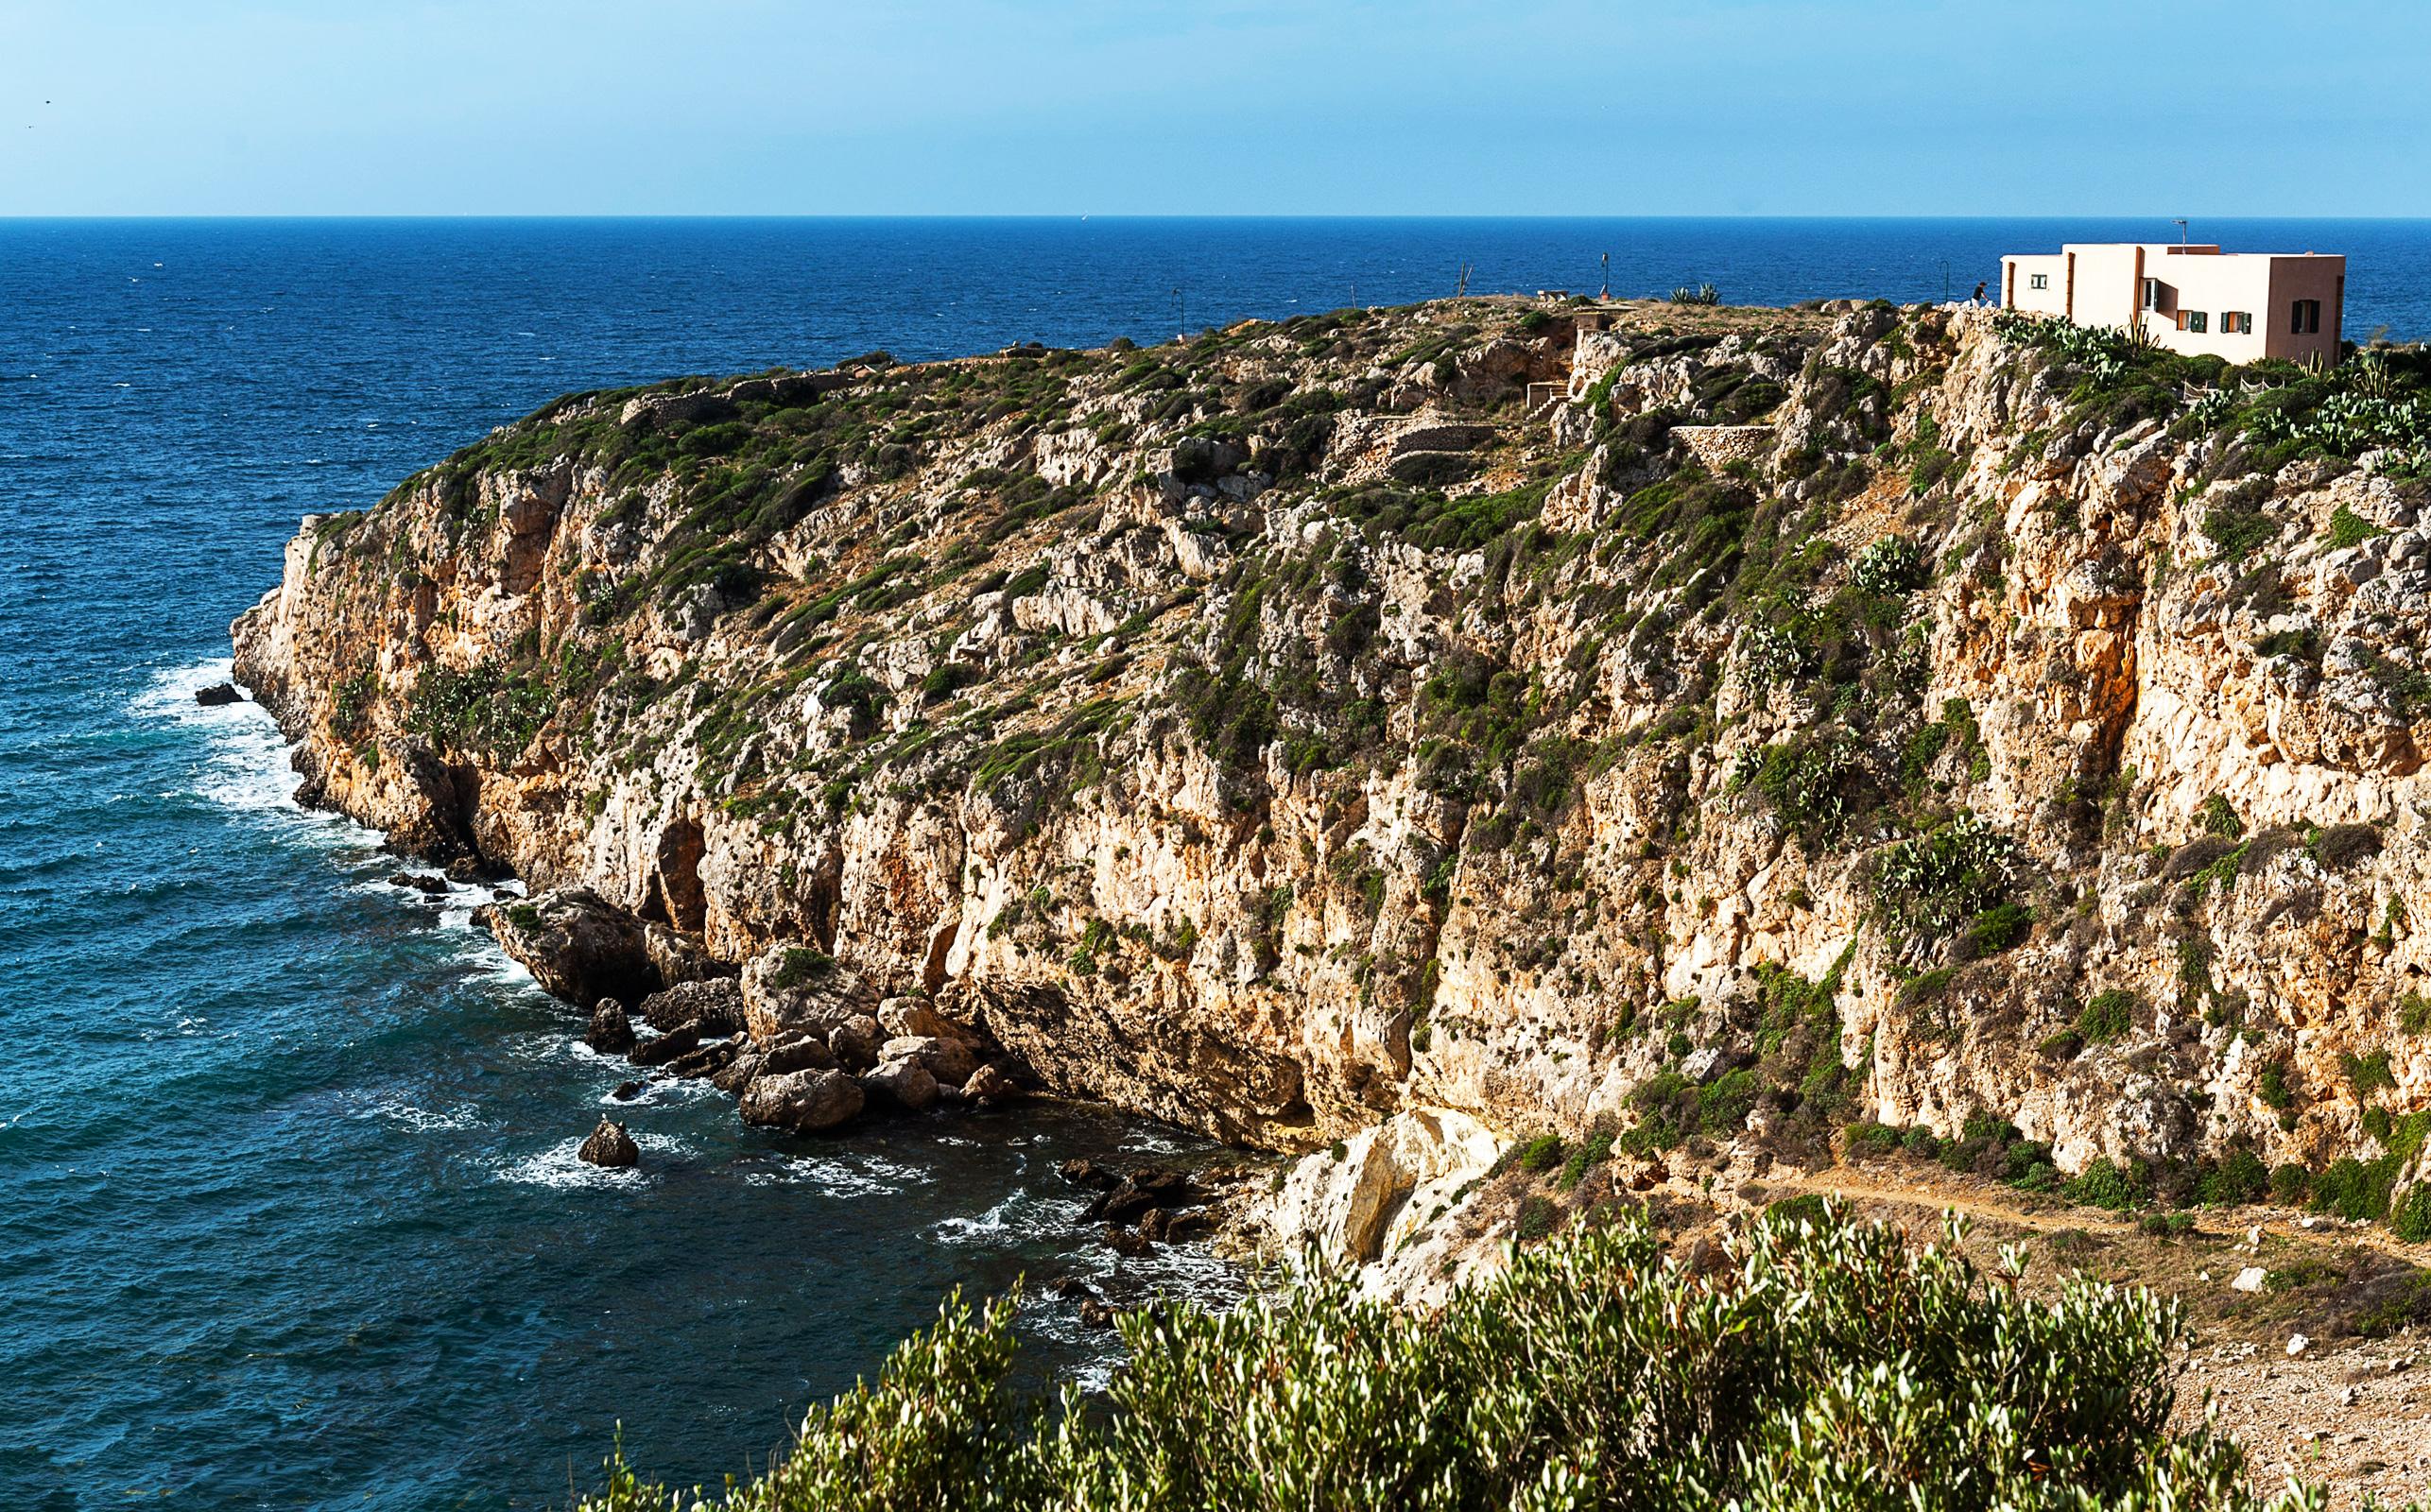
[578,1118,640,1168]
[1259,1108,1504,1303]
[477,889,662,1008]
[739,1068,864,1132]
[235,294,2431,1277]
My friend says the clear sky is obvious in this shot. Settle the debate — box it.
[2,0,2422,217]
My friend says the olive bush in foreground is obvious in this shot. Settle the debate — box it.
[579,1206,2331,1512]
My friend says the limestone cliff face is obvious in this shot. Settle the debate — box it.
[234,298,2431,1218]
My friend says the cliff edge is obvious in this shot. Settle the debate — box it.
[234,296,2431,1280]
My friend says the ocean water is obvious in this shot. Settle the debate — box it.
[4,216,2429,1510]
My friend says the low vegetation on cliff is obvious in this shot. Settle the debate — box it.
[236,287,2431,1263]
[577,1205,2337,1512]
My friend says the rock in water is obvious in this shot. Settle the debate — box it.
[585,998,638,1055]
[476,887,660,1007]
[627,1023,702,1068]
[635,977,745,1036]
[962,1063,1016,1104]
[739,1068,864,1132]
[194,682,241,706]
[578,1118,639,1168]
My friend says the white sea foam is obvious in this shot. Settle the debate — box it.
[495,1130,685,1189]
[132,658,374,847]
[364,1096,484,1133]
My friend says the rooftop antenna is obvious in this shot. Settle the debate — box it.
[2175,218,2189,247]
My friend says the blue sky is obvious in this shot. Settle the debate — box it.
[1,0,2421,216]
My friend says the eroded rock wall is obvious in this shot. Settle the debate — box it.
[233,299,2431,1228]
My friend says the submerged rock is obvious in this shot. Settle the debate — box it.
[578,1118,639,1169]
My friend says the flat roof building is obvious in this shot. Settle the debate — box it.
[2000,242,2344,366]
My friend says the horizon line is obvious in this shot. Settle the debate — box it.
[3,212,2425,224]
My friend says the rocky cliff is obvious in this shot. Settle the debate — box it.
[233,296,2431,1280]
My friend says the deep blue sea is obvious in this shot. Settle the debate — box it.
[4,217,2428,1511]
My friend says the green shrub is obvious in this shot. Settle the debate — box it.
[2270,1163,2314,1205]
[1844,1123,1904,1159]
[576,1206,2325,1512]
[2196,1148,2271,1208]
[2392,1184,2431,1244]
[1514,1133,1565,1175]
[2194,793,2244,839]
[2314,1157,2399,1222]
[767,946,836,991]
[1872,816,2020,937]
[2326,502,2388,549]
[2066,1158,2147,1212]
[1514,1194,1560,1242]
[2343,1049,2397,1095]
[2257,1060,2295,1110]
[2201,506,2278,563]
[2076,990,2138,1045]
[1959,902,2033,958]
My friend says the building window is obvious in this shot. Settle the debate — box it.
[2222,311,2251,335]
[2142,278,2162,310]
[2291,299,2321,335]
[2185,311,2209,334]
[2028,272,2048,290]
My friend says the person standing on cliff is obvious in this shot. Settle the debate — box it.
[1971,280,1987,306]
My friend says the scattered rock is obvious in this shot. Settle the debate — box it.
[881,1034,977,1088]
[864,1055,940,1111]
[578,1118,639,1168]
[388,871,449,895]
[662,1038,739,1080]
[1059,1158,1114,1190]
[739,1068,865,1132]
[2288,1333,2313,1358]
[194,682,242,706]
[962,1063,1017,1103]
[2232,1266,2268,1294]
[636,977,744,1036]
[1104,1224,1154,1257]
[627,1024,702,1068]
[611,1080,644,1102]
[828,1014,882,1071]
[1089,1167,1196,1226]
[711,1052,764,1095]
[586,998,638,1056]
[759,1033,840,1075]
